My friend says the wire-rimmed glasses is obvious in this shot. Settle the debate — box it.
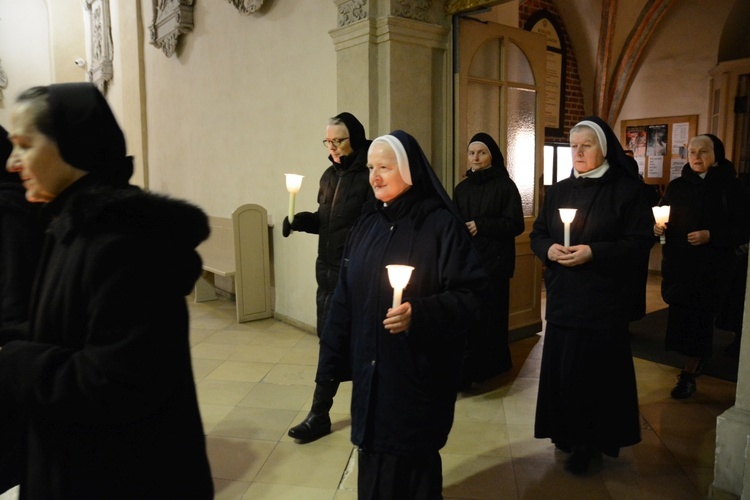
[322,137,349,148]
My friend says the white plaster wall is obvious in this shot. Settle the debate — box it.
[140,1,339,330]
[0,0,52,126]
[614,0,735,133]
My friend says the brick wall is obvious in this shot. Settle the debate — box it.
[519,0,585,144]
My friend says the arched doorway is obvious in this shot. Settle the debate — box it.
[455,16,547,335]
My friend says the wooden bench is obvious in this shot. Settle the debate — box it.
[194,204,273,322]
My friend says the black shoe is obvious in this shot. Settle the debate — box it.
[565,445,595,474]
[671,371,696,400]
[288,413,331,441]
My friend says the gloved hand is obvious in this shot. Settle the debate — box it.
[282,212,318,237]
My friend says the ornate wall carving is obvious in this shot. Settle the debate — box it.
[335,0,438,27]
[392,0,432,23]
[336,0,368,27]
[225,0,264,15]
[149,0,194,58]
[85,0,114,93]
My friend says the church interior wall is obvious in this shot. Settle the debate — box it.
[0,0,743,333]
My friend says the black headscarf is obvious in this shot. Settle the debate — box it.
[702,133,730,167]
[468,132,506,171]
[334,112,367,152]
[574,116,638,180]
[0,125,21,184]
[46,83,133,185]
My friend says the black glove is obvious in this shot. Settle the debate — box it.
[290,211,318,233]
[282,217,292,237]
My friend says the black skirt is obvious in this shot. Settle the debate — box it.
[357,448,443,500]
[534,322,641,456]
[665,303,715,358]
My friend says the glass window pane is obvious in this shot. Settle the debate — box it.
[469,39,501,81]
[467,82,500,141]
[557,146,572,182]
[507,42,535,85]
[506,87,536,216]
[543,146,554,186]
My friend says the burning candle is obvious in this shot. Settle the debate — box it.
[284,173,304,223]
[386,265,414,309]
[558,208,577,247]
[652,205,670,245]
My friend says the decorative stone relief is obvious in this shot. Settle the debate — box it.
[84,0,114,93]
[225,0,264,15]
[149,0,194,58]
[392,0,432,23]
[0,59,7,104]
[336,0,368,27]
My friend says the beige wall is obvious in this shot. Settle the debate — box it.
[614,0,736,136]
[0,0,53,126]
[137,0,339,329]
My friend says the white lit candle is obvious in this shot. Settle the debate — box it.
[652,205,670,245]
[558,208,577,247]
[386,265,414,309]
[285,174,304,223]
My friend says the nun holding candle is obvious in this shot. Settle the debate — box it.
[316,130,487,498]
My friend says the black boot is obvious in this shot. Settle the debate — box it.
[565,444,599,475]
[671,371,696,400]
[288,381,339,441]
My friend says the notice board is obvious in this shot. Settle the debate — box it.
[620,115,698,186]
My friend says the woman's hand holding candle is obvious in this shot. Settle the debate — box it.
[383,302,412,335]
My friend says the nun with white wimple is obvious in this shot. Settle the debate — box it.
[316,130,487,499]
[530,116,653,474]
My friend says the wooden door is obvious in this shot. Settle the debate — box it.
[456,18,546,335]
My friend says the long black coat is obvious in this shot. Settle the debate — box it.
[316,190,487,456]
[453,166,524,279]
[530,168,654,329]
[530,166,653,455]
[660,162,750,308]
[299,147,374,333]
[0,183,44,329]
[0,176,213,499]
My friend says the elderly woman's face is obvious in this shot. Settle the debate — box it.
[687,137,715,174]
[368,142,410,203]
[570,128,605,174]
[6,102,84,203]
[467,142,492,171]
[324,124,354,164]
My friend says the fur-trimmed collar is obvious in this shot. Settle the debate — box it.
[46,176,209,249]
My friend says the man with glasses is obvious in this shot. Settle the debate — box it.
[283,112,373,442]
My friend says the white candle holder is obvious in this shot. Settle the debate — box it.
[284,173,304,223]
[558,208,577,247]
[386,265,414,309]
[652,205,670,245]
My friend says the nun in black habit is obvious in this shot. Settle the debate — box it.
[655,133,750,398]
[317,130,487,499]
[453,132,524,386]
[530,116,653,474]
[0,83,213,499]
